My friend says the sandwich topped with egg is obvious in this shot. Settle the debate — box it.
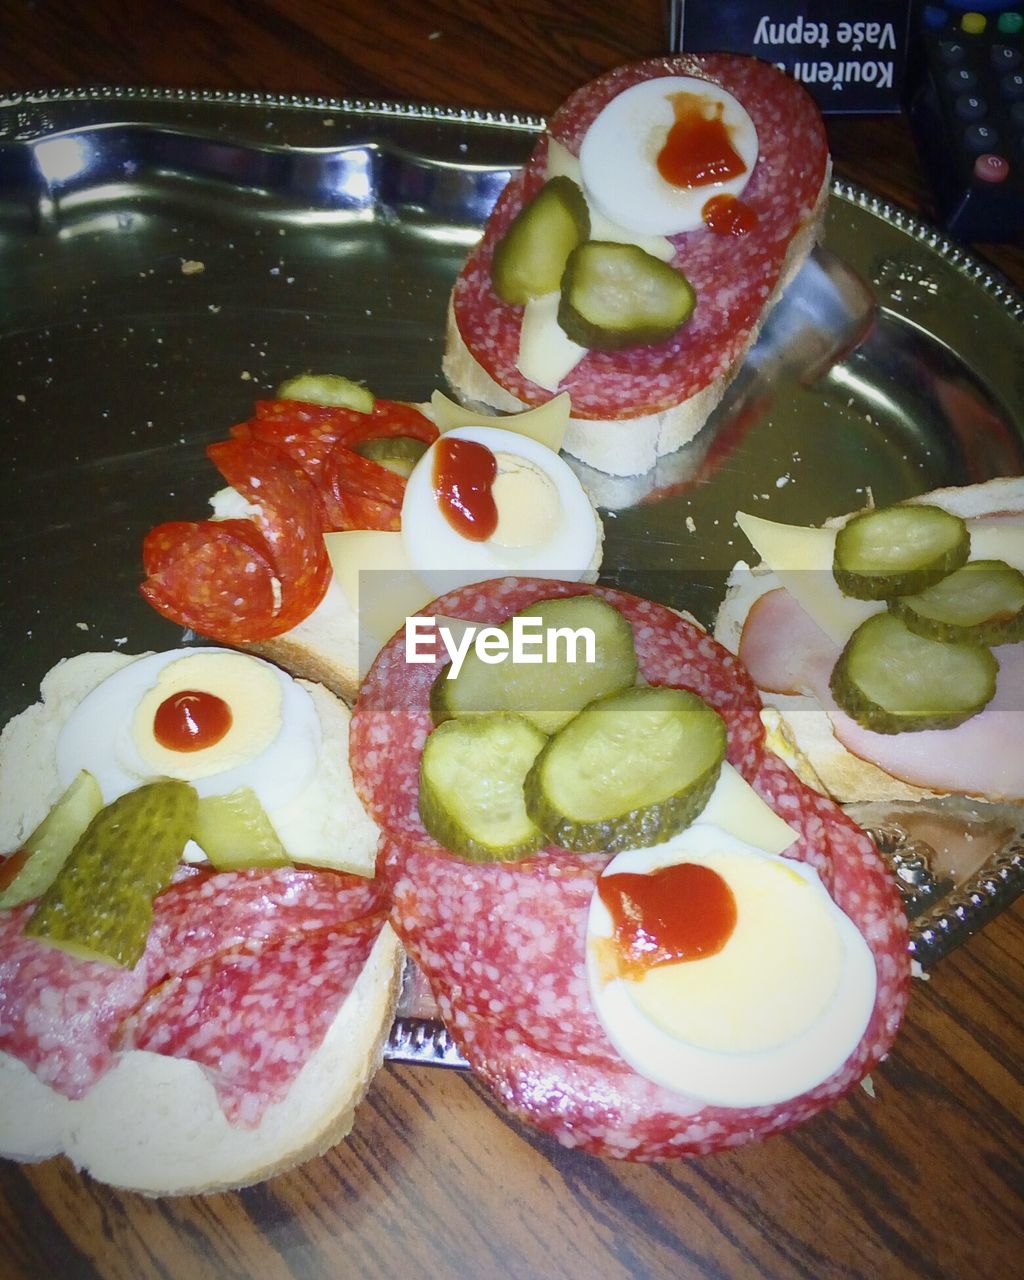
[141,376,603,703]
[0,647,402,1194]
[444,54,830,477]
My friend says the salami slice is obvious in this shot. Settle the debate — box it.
[0,867,386,1106]
[121,915,385,1127]
[352,577,910,1158]
[450,55,829,420]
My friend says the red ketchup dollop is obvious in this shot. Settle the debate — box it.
[598,862,737,979]
[701,193,758,237]
[154,690,233,752]
[657,94,747,189]
[432,437,498,541]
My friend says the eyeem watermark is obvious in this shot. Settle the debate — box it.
[406,616,596,678]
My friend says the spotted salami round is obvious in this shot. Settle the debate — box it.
[352,577,910,1158]
[449,54,829,421]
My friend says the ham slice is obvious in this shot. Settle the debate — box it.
[739,588,1024,801]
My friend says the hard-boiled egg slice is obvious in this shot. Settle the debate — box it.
[579,76,759,236]
[56,649,319,814]
[587,825,876,1107]
[400,425,601,597]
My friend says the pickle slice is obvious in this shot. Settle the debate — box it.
[276,372,375,412]
[890,559,1024,646]
[491,176,590,304]
[833,504,970,600]
[829,612,998,734]
[352,435,429,478]
[193,787,291,870]
[25,780,198,968]
[0,771,103,909]
[557,241,695,350]
[524,686,727,854]
[430,595,638,734]
[419,713,547,861]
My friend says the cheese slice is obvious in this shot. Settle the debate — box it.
[429,389,571,453]
[518,292,588,391]
[696,762,799,855]
[735,512,881,645]
[324,531,433,662]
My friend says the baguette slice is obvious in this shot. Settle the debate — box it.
[444,55,831,478]
[0,651,403,1194]
[714,477,1024,804]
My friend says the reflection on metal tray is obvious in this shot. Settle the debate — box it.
[0,89,1021,1071]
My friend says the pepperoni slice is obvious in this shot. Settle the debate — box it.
[141,519,282,641]
[207,438,331,635]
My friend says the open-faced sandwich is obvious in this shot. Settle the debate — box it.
[141,376,604,703]
[714,478,1024,804]
[443,54,830,477]
[0,647,403,1194]
[349,578,909,1158]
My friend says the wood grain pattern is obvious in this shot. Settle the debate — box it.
[0,3,1021,1277]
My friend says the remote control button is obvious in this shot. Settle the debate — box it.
[1003,71,1024,100]
[924,5,949,30]
[961,12,987,34]
[992,43,1023,71]
[955,93,989,120]
[965,123,1000,151]
[938,39,968,65]
[973,153,1009,182]
[998,12,1024,35]
[945,66,979,91]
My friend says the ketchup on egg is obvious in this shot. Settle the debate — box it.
[154,690,233,752]
[657,94,746,189]
[598,862,737,979]
[432,436,498,541]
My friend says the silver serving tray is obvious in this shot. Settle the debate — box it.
[1,89,1021,1071]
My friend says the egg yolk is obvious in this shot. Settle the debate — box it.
[598,862,737,979]
[153,690,233,752]
[656,93,747,189]
[432,436,498,541]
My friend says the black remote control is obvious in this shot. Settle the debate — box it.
[907,2,1024,243]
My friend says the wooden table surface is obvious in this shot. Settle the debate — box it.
[0,3,1021,1278]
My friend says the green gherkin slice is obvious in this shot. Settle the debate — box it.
[829,612,999,734]
[833,504,970,600]
[25,780,198,968]
[276,372,375,411]
[193,787,291,871]
[889,559,1024,646]
[419,713,547,861]
[352,435,429,478]
[557,241,695,350]
[492,176,590,304]
[524,686,727,854]
[430,595,639,735]
[0,771,103,909]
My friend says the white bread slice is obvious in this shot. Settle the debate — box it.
[714,477,1024,803]
[443,163,831,479]
[0,921,401,1195]
[0,651,404,1192]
